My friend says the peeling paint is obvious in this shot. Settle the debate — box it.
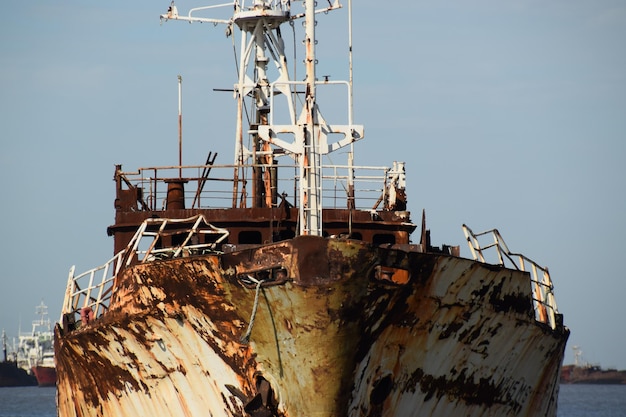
[56,2,568,416]
[57,237,568,417]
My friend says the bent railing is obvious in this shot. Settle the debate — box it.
[462,224,559,330]
[60,215,229,330]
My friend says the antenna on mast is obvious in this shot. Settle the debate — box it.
[347,0,355,211]
[178,74,183,178]
[303,0,322,236]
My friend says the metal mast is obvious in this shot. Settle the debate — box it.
[161,0,363,236]
[302,0,321,235]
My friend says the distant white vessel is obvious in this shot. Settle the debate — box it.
[16,301,56,386]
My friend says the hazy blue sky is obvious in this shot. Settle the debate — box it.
[1,1,625,370]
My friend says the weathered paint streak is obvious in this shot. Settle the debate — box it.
[56,236,568,417]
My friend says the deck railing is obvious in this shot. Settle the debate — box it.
[60,253,123,325]
[60,215,229,329]
[462,224,559,329]
[117,163,398,212]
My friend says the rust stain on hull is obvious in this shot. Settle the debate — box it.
[56,237,568,417]
[56,2,569,416]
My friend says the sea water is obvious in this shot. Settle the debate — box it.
[558,384,626,417]
[0,386,55,417]
[0,384,625,416]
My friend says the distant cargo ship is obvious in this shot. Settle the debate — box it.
[561,346,626,384]
[14,302,57,387]
[561,364,626,385]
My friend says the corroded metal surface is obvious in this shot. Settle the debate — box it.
[56,236,568,417]
[56,2,568,416]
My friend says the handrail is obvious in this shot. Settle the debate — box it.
[60,252,123,326]
[60,215,229,330]
[462,224,559,329]
[117,163,393,211]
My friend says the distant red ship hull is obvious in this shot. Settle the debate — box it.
[561,364,626,384]
[32,365,56,387]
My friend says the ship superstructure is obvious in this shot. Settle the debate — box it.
[55,1,569,416]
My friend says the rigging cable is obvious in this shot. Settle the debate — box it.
[240,275,266,344]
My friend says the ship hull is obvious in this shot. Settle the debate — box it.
[56,236,568,416]
[32,365,56,387]
[0,361,37,387]
[561,365,626,384]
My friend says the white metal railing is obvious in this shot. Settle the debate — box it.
[60,252,123,324]
[462,224,559,329]
[60,215,229,329]
[118,163,392,212]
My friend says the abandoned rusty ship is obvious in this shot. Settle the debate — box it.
[54,1,569,416]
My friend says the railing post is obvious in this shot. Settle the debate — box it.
[61,266,76,318]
